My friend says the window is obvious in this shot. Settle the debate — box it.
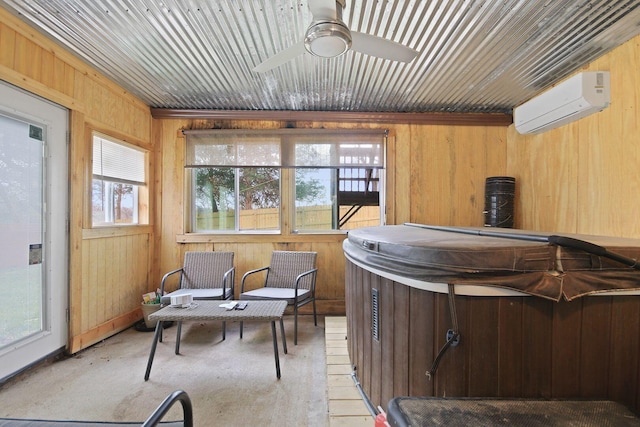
[92,132,147,226]
[185,129,385,233]
[193,167,280,232]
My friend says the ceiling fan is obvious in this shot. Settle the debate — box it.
[253,0,419,72]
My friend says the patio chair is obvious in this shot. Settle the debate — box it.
[239,251,318,345]
[0,389,193,426]
[160,251,235,339]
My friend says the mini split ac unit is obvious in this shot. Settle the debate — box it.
[513,71,610,134]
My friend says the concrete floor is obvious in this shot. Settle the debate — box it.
[0,315,330,426]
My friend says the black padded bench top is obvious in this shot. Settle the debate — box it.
[387,397,640,427]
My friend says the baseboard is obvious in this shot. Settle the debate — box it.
[69,309,142,354]
[299,299,345,316]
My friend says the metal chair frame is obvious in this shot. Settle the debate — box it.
[159,251,235,340]
[239,251,318,345]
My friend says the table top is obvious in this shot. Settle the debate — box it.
[148,300,287,322]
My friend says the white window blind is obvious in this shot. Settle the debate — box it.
[184,129,386,168]
[92,134,146,185]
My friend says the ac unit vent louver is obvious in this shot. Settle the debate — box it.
[514,71,610,134]
[372,288,379,341]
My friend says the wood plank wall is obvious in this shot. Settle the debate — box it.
[0,9,154,353]
[12,7,640,355]
[153,119,507,316]
[347,260,640,414]
[507,33,640,238]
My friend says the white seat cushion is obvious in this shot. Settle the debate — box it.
[240,287,311,304]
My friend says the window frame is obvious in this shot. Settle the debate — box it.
[184,129,386,236]
[89,130,149,228]
[189,166,282,233]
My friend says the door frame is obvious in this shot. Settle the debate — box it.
[0,81,69,382]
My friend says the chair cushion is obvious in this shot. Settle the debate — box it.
[240,287,311,304]
[162,288,231,304]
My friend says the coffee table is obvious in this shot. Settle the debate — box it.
[144,300,288,380]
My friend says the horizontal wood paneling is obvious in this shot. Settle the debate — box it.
[346,260,640,414]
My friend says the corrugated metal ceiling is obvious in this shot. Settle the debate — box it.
[2,0,640,114]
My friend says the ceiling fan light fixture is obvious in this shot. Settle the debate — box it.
[304,22,352,58]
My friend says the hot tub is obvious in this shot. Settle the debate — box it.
[343,224,640,414]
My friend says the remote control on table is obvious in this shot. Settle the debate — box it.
[236,302,248,310]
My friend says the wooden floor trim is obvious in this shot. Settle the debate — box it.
[325,316,374,427]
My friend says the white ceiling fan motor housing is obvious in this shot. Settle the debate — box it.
[304,21,352,57]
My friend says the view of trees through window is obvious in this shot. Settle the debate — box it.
[187,129,384,233]
[91,133,146,226]
[92,181,137,225]
[193,166,380,232]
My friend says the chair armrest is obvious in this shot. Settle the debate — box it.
[294,268,319,294]
[141,389,193,427]
[223,266,235,296]
[160,267,183,297]
[240,266,270,293]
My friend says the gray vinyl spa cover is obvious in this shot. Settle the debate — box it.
[342,224,640,301]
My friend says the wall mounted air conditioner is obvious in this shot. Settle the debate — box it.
[513,71,610,134]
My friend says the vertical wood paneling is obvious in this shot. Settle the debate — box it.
[497,298,524,396]
[579,297,612,397]
[408,287,434,396]
[346,261,640,414]
[508,33,640,238]
[576,38,640,237]
[551,298,583,397]
[1,8,154,352]
[88,240,100,328]
[467,297,499,396]
[434,292,468,396]
[0,22,16,67]
[361,270,373,399]
[80,234,150,330]
[80,240,90,332]
[354,265,365,394]
[521,298,553,397]
[369,273,382,407]
[345,261,355,360]
[392,282,410,398]
[379,277,395,409]
[609,296,640,410]
[155,117,507,317]
[408,125,506,226]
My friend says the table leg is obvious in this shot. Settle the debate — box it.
[271,320,281,379]
[175,321,182,354]
[279,318,287,354]
[144,321,163,381]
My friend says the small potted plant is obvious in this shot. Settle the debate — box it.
[141,289,161,329]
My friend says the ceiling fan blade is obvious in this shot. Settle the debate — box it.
[308,0,339,20]
[351,31,418,63]
[253,41,306,72]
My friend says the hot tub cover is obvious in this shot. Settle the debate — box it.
[343,224,640,301]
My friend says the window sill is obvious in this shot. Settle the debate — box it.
[83,225,152,240]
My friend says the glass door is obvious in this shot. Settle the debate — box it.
[0,82,68,381]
